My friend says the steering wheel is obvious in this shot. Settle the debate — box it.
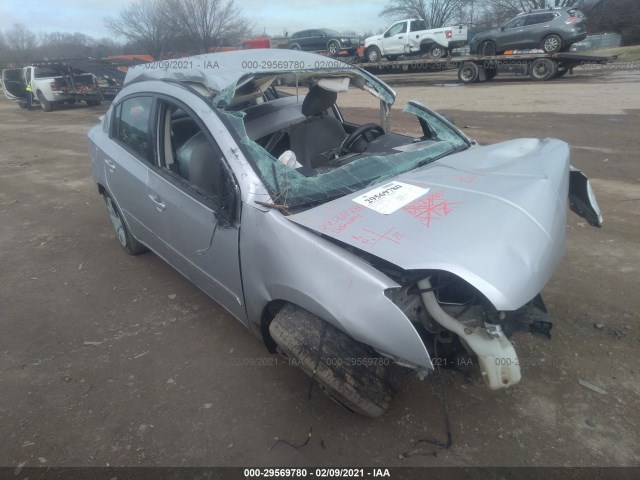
[342,123,385,150]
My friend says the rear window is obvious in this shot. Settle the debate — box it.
[34,67,60,78]
[526,13,557,25]
[410,20,427,32]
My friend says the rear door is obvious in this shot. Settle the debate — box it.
[103,94,159,249]
[1,68,26,100]
[524,12,558,45]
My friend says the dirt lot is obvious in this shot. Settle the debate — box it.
[1,67,639,469]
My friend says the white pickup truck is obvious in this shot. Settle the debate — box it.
[2,65,102,111]
[364,19,468,62]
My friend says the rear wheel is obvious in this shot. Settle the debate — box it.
[37,91,52,112]
[458,61,480,84]
[103,192,148,256]
[429,44,447,58]
[269,304,397,417]
[529,57,557,81]
[541,34,562,53]
[327,40,340,57]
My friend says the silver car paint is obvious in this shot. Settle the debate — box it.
[89,79,432,368]
[289,137,570,311]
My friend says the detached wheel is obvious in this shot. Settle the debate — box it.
[327,40,340,57]
[478,40,496,57]
[542,34,562,53]
[269,304,397,417]
[429,44,447,58]
[458,61,480,84]
[366,46,381,63]
[37,91,52,112]
[103,192,147,256]
[529,57,557,81]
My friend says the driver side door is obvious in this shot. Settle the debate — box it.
[382,22,408,55]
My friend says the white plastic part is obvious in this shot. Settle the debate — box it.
[277,150,302,169]
[417,278,521,389]
[317,77,350,92]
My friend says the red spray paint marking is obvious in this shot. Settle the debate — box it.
[402,190,462,228]
[319,204,364,234]
[351,227,405,248]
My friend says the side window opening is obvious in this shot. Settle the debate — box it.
[157,100,227,201]
[113,96,153,161]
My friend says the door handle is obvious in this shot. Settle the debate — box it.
[104,158,115,172]
[148,193,166,211]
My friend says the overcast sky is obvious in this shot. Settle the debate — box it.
[0,0,391,39]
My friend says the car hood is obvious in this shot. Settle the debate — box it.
[288,138,572,311]
[365,35,383,45]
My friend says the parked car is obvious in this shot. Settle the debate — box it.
[470,7,587,55]
[365,19,468,62]
[88,50,601,417]
[2,65,102,111]
[287,29,360,56]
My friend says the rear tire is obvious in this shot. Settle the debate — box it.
[541,34,562,54]
[269,304,397,417]
[327,40,340,57]
[429,44,447,58]
[103,192,148,256]
[458,61,480,84]
[37,91,52,112]
[529,57,557,81]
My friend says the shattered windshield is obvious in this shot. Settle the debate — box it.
[217,70,470,210]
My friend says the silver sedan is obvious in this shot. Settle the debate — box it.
[88,50,601,416]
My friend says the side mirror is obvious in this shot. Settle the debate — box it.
[384,31,390,38]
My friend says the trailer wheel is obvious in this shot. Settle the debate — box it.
[86,99,102,107]
[478,40,496,57]
[542,34,562,54]
[269,304,396,417]
[529,58,557,81]
[429,44,447,58]
[366,46,381,63]
[485,67,498,80]
[37,91,52,112]
[554,67,569,78]
[458,61,480,84]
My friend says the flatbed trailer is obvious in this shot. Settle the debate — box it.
[353,52,617,83]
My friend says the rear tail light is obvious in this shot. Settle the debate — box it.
[565,17,581,24]
[445,29,452,39]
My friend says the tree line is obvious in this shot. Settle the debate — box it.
[1,0,637,67]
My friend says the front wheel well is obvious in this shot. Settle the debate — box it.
[260,300,287,353]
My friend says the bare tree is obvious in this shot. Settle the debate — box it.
[39,32,93,59]
[166,0,253,53]
[5,23,38,65]
[380,0,470,28]
[105,0,176,59]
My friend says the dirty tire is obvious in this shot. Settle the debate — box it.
[37,91,52,112]
[103,192,148,256]
[529,57,557,81]
[541,34,562,53]
[366,46,382,63]
[478,40,496,57]
[269,304,396,417]
[327,40,340,57]
[458,61,480,84]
